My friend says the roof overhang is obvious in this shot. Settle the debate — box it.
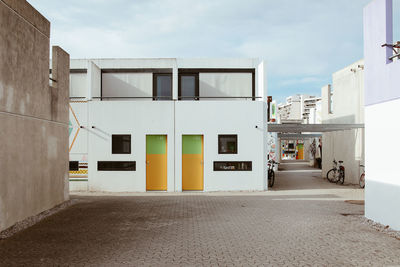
[278,133,322,140]
[268,123,364,133]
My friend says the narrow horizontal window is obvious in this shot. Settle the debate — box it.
[218,135,238,154]
[69,161,79,171]
[213,161,252,171]
[112,135,131,154]
[97,161,136,171]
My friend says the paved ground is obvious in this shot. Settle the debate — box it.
[0,162,399,266]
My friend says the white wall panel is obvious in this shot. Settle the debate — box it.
[88,101,175,192]
[175,101,266,192]
[70,73,87,97]
[102,73,152,98]
[199,73,252,98]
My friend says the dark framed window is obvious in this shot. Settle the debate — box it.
[98,161,136,171]
[213,161,252,171]
[112,135,131,154]
[218,135,238,154]
[178,73,199,100]
[153,74,172,100]
[69,161,79,171]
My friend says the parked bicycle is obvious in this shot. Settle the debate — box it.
[268,159,279,188]
[359,164,365,188]
[326,159,345,184]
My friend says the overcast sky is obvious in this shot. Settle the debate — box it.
[28,0,371,103]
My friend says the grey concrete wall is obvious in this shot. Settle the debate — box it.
[0,0,69,232]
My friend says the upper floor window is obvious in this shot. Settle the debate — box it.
[218,135,238,154]
[112,134,131,154]
[153,74,172,100]
[179,74,199,100]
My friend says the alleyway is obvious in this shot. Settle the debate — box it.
[274,160,360,190]
[0,166,399,266]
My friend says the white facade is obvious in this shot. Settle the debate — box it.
[69,58,267,192]
[364,0,400,230]
[277,94,320,123]
[321,60,365,184]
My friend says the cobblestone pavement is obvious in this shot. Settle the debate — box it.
[1,166,399,266]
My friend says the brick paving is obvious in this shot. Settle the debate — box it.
[0,165,399,266]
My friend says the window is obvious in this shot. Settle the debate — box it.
[214,161,252,171]
[328,85,333,114]
[112,135,131,154]
[98,161,136,171]
[153,74,172,100]
[218,135,238,154]
[179,74,199,100]
[69,161,79,171]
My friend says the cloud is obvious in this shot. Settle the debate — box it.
[27,0,370,100]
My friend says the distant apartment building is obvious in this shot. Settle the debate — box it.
[68,58,268,192]
[277,94,321,161]
[277,94,321,124]
[302,96,322,124]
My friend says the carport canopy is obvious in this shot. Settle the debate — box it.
[268,123,364,133]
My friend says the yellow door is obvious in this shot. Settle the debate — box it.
[146,135,167,191]
[182,135,203,191]
[297,144,304,160]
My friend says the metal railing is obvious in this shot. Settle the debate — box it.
[382,42,400,60]
[70,96,262,101]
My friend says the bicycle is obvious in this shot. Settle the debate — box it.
[359,165,365,188]
[326,159,345,184]
[268,159,279,188]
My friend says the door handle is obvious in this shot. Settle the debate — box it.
[201,161,204,165]
[146,161,150,165]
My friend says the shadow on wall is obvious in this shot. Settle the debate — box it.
[366,179,400,230]
[322,128,364,184]
[199,74,253,99]
[323,114,357,124]
[102,73,152,98]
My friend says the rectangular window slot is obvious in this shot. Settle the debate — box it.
[98,161,136,171]
[218,135,238,154]
[69,161,79,171]
[112,135,131,154]
[213,161,252,171]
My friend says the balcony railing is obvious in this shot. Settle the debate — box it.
[382,42,400,60]
[70,96,262,101]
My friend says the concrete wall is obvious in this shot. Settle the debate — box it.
[321,60,365,184]
[0,0,69,232]
[364,0,400,230]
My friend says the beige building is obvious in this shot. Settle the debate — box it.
[0,0,69,232]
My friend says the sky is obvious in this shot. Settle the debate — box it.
[27,0,372,104]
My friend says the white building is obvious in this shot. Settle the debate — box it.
[321,60,365,184]
[68,58,267,192]
[278,94,321,124]
[277,95,302,122]
[364,0,400,230]
[276,94,321,161]
[302,96,322,124]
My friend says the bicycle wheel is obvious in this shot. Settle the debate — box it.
[327,169,338,183]
[359,173,365,188]
[268,170,275,188]
[337,169,345,184]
